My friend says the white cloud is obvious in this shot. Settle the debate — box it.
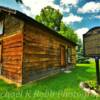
[78,2,100,13]
[20,0,79,17]
[21,0,61,17]
[95,15,100,19]
[20,5,32,16]
[75,28,89,39]
[62,13,83,24]
[60,0,79,6]
[61,8,70,13]
[60,0,79,14]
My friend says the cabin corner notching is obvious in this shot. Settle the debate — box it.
[0,6,76,84]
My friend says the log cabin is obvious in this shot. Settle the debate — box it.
[0,6,76,85]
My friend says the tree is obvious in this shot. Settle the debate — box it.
[35,6,63,31]
[76,38,90,63]
[59,22,78,43]
[35,6,78,43]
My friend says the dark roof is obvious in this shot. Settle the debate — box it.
[83,27,100,37]
[0,6,76,45]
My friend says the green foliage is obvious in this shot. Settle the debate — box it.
[76,39,90,63]
[35,6,78,43]
[86,80,97,88]
[59,22,78,43]
[36,6,63,31]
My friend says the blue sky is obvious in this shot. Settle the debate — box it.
[0,0,100,39]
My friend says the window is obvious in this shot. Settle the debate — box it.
[0,21,3,35]
[67,48,72,63]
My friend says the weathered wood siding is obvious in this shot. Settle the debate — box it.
[1,15,24,83]
[22,23,76,83]
[71,46,76,65]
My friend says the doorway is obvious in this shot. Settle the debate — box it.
[60,45,65,67]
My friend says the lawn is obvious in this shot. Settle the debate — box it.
[0,63,100,100]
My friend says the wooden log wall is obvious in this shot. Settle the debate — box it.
[1,15,24,83]
[2,33,23,83]
[22,23,76,83]
[22,25,60,83]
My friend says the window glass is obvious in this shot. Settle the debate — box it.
[67,48,72,63]
[0,21,3,35]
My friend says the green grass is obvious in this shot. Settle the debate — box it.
[0,63,100,100]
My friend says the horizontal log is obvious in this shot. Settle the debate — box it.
[3,62,21,66]
[3,58,22,63]
[3,42,22,49]
[24,49,60,55]
[3,34,23,45]
[3,47,22,52]
[23,59,61,63]
[24,36,41,45]
[2,70,21,76]
[23,54,60,59]
[23,58,49,62]
[23,65,60,70]
[3,68,21,73]
[3,64,21,69]
[3,55,21,58]
[3,51,22,56]
[24,44,44,51]
[23,63,48,68]
[3,40,22,47]
[2,68,21,74]
[2,71,22,81]
[23,62,60,67]
[3,56,21,59]
[22,67,46,72]
[24,40,59,49]
[24,32,40,39]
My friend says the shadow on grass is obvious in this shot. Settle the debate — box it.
[21,65,96,92]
